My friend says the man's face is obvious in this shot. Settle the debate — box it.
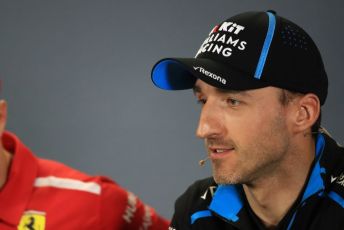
[194,79,292,185]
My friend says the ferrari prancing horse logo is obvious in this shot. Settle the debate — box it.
[18,211,46,230]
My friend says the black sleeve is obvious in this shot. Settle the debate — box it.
[169,184,194,230]
[169,177,216,230]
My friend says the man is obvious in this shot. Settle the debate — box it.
[151,10,344,229]
[0,99,169,229]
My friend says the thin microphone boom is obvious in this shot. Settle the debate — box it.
[199,157,209,167]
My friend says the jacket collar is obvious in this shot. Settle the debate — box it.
[209,133,326,224]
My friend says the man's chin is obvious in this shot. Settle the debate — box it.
[212,173,241,185]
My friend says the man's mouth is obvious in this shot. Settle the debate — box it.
[209,147,235,159]
[214,149,229,153]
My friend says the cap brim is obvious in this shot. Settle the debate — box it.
[151,57,269,91]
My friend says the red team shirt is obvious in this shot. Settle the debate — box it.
[0,131,169,230]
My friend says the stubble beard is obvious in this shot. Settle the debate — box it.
[211,112,290,185]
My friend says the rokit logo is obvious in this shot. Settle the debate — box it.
[195,21,247,58]
[193,66,227,85]
[217,22,245,34]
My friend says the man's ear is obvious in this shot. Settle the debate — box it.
[291,94,320,135]
[0,100,8,133]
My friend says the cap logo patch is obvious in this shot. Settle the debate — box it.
[195,21,247,58]
[193,66,227,85]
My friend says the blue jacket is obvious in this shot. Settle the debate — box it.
[170,133,344,229]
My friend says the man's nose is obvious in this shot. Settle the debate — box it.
[196,101,224,139]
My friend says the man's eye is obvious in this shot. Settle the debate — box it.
[227,98,241,106]
[197,99,206,105]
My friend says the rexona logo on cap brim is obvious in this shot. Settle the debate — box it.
[151,10,328,105]
[193,66,227,85]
